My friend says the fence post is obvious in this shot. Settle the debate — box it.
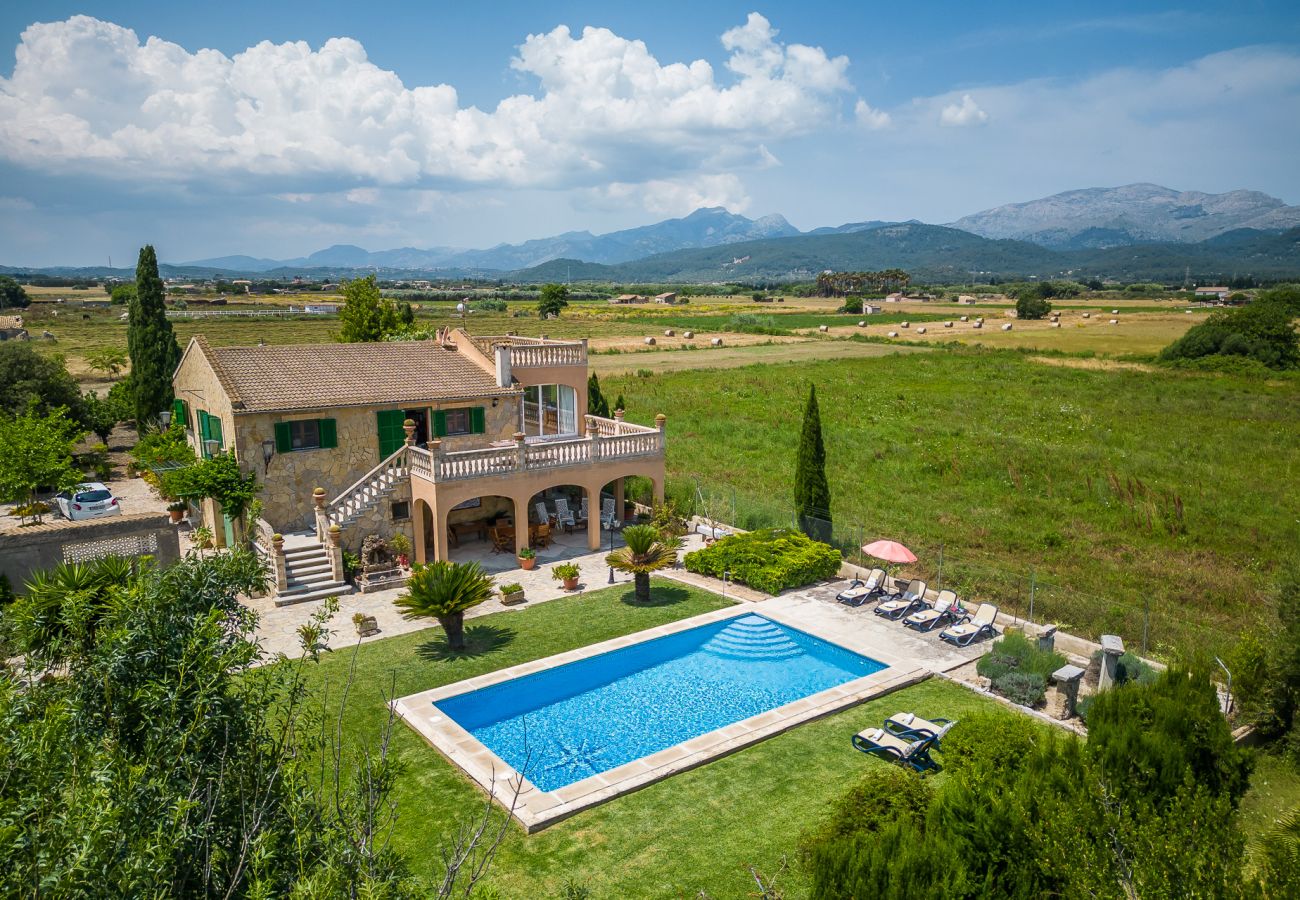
[936,543,944,591]
[1143,596,1150,655]
[1028,570,1036,624]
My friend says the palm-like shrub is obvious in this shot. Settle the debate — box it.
[606,524,681,604]
[395,560,495,650]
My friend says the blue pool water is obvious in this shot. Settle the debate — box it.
[436,614,887,791]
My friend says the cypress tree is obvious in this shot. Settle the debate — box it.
[614,393,626,413]
[587,373,610,418]
[127,245,181,427]
[794,383,832,542]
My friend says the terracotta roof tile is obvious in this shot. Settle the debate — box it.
[203,341,512,413]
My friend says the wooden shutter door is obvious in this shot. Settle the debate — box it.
[376,410,405,458]
[318,418,338,449]
[470,406,486,434]
[274,421,292,453]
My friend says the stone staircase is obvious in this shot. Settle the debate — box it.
[276,538,353,607]
[328,446,409,528]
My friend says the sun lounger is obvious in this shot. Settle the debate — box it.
[554,498,577,531]
[939,603,999,646]
[902,589,959,632]
[836,568,887,607]
[851,726,942,772]
[874,579,927,620]
[884,713,955,746]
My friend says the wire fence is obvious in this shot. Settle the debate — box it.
[635,475,1232,658]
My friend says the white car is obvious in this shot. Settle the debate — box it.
[55,482,123,521]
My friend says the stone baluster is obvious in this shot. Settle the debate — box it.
[514,431,527,471]
[429,438,443,479]
[586,415,602,461]
[326,524,345,582]
[312,486,329,541]
[270,532,289,592]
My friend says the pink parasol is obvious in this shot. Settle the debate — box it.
[861,539,917,564]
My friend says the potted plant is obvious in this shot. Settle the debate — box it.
[499,581,526,605]
[551,562,581,591]
[167,500,187,524]
[352,611,379,636]
[388,532,412,569]
[517,546,537,570]
[192,524,214,555]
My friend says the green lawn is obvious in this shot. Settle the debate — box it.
[606,349,1300,655]
[1241,751,1300,870]
[304,579,1015,898]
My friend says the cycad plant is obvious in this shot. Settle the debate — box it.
[606,524,681,604]
[395,560,495,651]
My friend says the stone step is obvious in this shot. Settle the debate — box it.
[286,560,333,577]
[274,582,354,607]
[285,571,337,587]
[283,547,329,562]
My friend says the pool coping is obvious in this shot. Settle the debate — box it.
[391,603,930,833]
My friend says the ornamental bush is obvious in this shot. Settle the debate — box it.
[683,528,841,594]
[993,670,1048,707]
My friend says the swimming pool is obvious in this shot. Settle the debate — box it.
[435,613,887,791]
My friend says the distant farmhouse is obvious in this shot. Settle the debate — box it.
[0,314,29,341]
[609,294,649,304]
[653,292,678,304]
[1194,286,1231,302]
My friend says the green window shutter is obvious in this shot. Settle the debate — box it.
[181,400,191,430]
[318,418,337,449]
[376,409,405,458]
[274,421,292,453]
[209,416,224,450]
[470,406,486,434]
[198,410,209,442]
[432,409,448,438]
[172,399,184,425]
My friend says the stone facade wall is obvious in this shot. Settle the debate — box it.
[173,344,237,456]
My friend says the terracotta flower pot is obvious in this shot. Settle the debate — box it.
[519,556,536,570]
[562,576,579,591]
[169,509,184,524]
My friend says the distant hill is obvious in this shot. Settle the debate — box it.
[951,184,1300,249]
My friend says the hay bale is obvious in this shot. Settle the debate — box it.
[960,315,969,322]
[818,324,829,332]
[683,330,695,339]
[887,331,898,337]
[644,336,656,346]
[1001,323,1013,331]
[972,321,983,329]
[916,326,927,334]
[1111,309,1119,314]
[1109,318,1119,325]
[944,321,953,328]
[664,329,675,337]
[710,337,723,346]
[900,321,910,328]
[1082,312,1091,319]
[858,320,866,327]
[1051,322,1061,328]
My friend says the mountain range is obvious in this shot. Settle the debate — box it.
[6,185,1299,283]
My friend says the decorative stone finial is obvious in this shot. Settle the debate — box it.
[327,523,342,546]
[655,413,667,431]
[312,487,327,509]
[513,431,526,443]
[403,418,416,445]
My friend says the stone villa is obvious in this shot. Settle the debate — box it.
[172,330,666,602]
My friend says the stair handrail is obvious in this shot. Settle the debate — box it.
[327,445,410,526]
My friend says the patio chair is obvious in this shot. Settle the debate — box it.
[579,496,589,524]
[554,498,577,532]
[884,713,955,746]
[488,526,513,554]
[601,498,623,532]
[851,726,942,772]
[939,603,999,647]
[903,589,959,632]
[836,568,888,607]
[874,580,928,620]
[532,522,553,549]
[534,501,554,527]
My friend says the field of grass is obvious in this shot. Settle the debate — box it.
[606,349,1300,654]
[304,579,1017,898]
[590,338,930,375]
[1241,751,1300,869]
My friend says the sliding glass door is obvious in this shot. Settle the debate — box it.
[522,384,577,438]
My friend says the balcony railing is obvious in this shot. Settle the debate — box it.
[409,415,662,484]
[507,342,586,368]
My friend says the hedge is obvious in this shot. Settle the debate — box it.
[683,528,841,595]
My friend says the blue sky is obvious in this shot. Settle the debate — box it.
[1,1,1298,265]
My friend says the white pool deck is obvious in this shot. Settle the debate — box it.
[392,583,988,832]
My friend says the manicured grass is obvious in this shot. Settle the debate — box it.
[607,349,1300,654]
[303,579,1016,898]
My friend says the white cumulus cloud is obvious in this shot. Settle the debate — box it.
[578,174,752,216]
[939,93,988,127]
[0,13,852,195]
[854,99,891,130]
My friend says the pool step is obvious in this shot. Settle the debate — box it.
[702,619,804,661]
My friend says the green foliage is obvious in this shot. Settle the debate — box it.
[108,283,135,306]
[976,631,1067,682]
[587,372,611,418]
[498,581,523,595]
[338,274,399,342]
[613,393,625,412]
[1226,557,1300,745]
[797,767,932,862]
[0,275,31,308]
[1256,805,1300,898]
[0,551,433,897]
[387,531,412,559]
[1015,294,1053,319]
[81,388,127,445]
[1160,300,1299,370]
[129,421,196,469]
[0,407,85,518]
[794,384,831,543]
[606,524,682,603]
[0,341,84,422]
[551,562,581,581]
[86,346,128,379]
[1256,283,1300,315]
[723,313,789,335]
[684,528,841,595]
[992,670,1048,706]
[396,560,496,650]
[126,245,181,425]
[471,298,508,312]
[396,299,416,326]
[807,669,1259,898]
[1116,651,1159,686]
[537,283,570,318]
[161,450,260,520]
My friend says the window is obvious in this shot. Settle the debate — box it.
[444,408,471,435]
[522,384,577,437]
[391,500,410,521]
[275,418,337,453]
